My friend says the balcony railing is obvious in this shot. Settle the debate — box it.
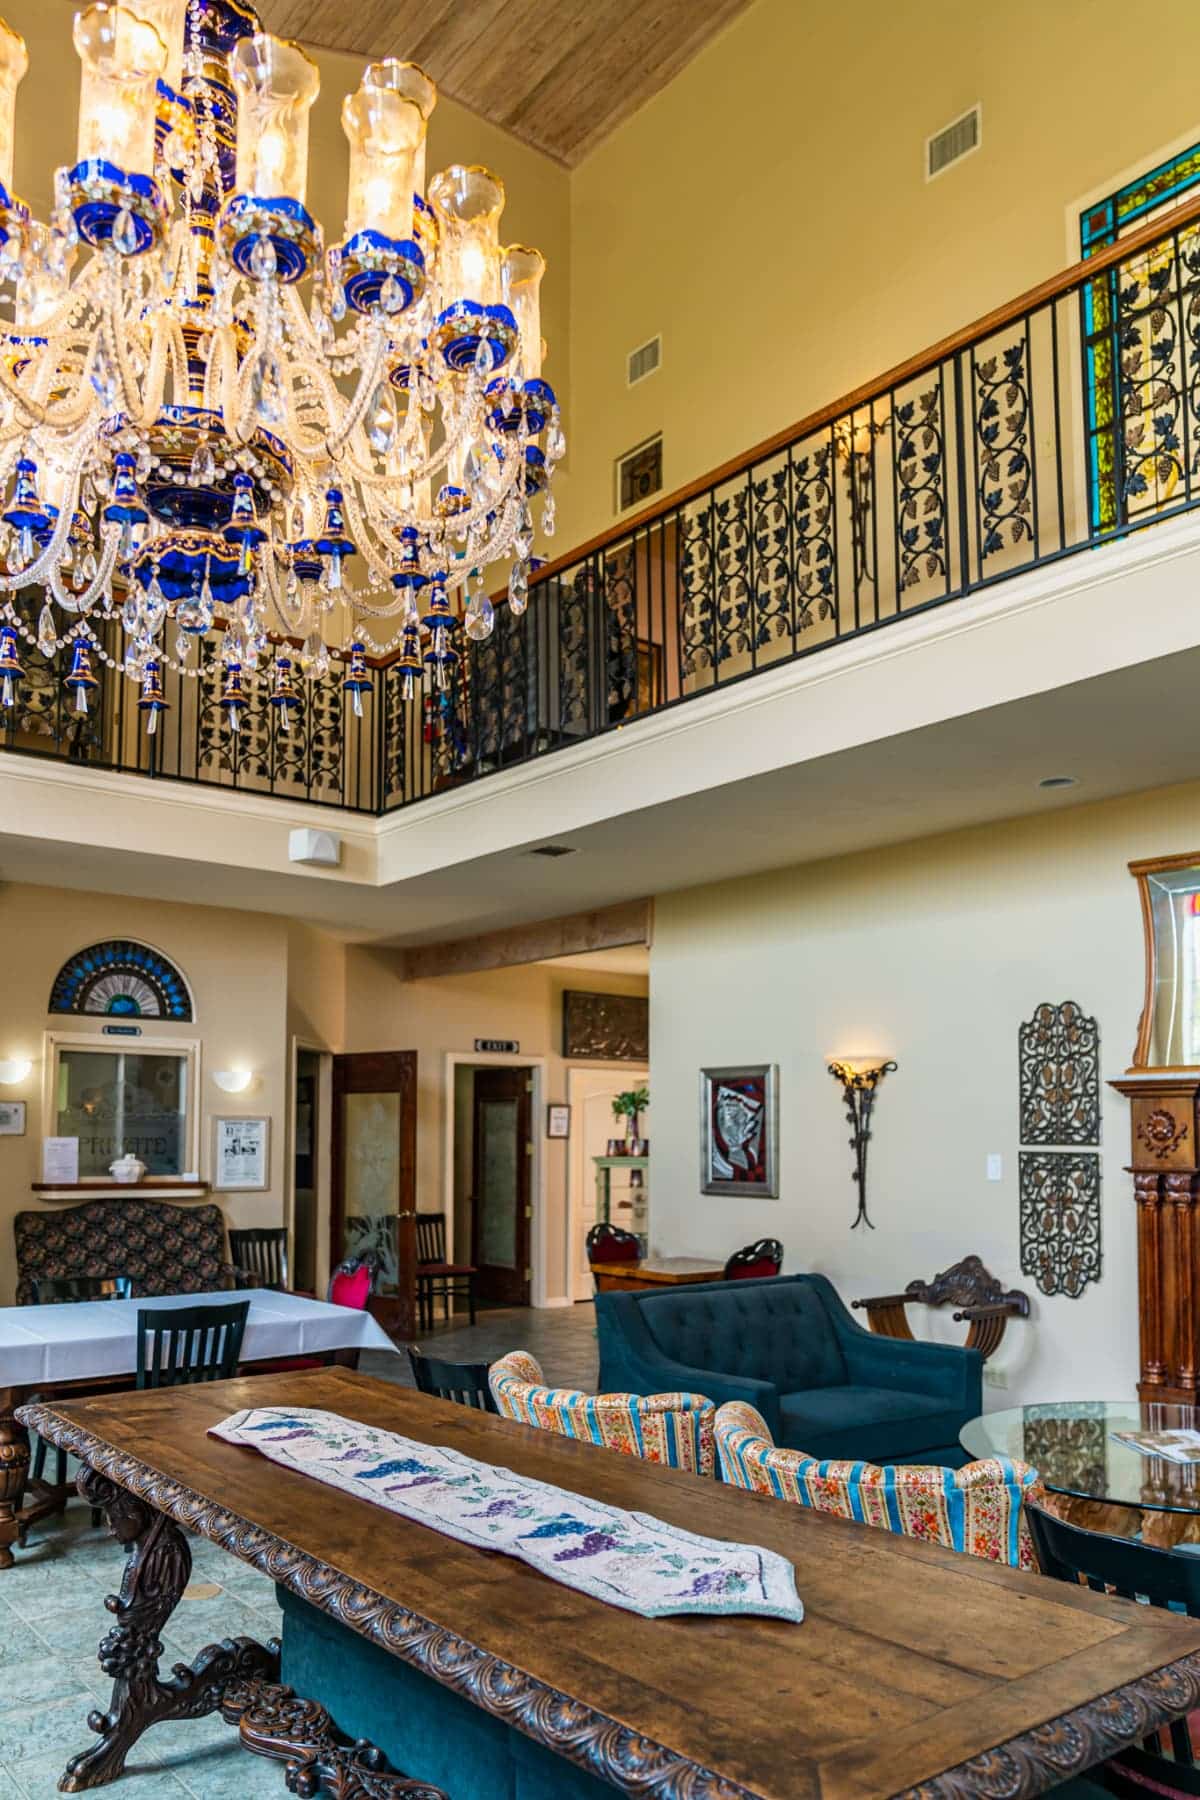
[5,192,1200,815]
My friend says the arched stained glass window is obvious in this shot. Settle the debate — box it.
[49,940,193,1021]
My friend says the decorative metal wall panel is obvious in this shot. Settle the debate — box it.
[1019,1000,1101,1145]
[1019,1151,1102,1299]
[562,991,648,1062]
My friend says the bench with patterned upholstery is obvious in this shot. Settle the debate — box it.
[15,1200,237,1304]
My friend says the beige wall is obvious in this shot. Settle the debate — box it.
[343,951,649,1301]
[0,880,296,1303]
[559,0,1200,550]
[647,779,1200,1407]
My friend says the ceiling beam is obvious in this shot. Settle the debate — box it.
[400,898,652,980]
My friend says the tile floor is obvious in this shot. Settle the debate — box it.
[1,1302,597,1797]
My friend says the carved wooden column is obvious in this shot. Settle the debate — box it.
[1111,1077,1200,1403]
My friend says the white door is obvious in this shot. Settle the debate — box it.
[567,1066,650,1301]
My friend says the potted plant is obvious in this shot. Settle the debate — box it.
[611,1085,650,1155]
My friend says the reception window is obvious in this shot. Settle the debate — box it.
[51,1041,196,1177]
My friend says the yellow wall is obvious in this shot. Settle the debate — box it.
[0,879,296,1303]
[646,778,1200,1406]
[343,951,649,1301]
[559,0,1200,550]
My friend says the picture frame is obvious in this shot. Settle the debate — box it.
[0,1100,26,1136]
[213,1115,270,1191]
[699,1064,779,1198]
[546,1103,572,1139]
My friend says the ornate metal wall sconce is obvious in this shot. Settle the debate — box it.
[827,1057,898,1230]
[833,412,890,593]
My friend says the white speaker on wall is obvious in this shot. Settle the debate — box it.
[288,827,342,868]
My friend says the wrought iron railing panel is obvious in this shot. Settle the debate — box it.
[5,203,1200,816]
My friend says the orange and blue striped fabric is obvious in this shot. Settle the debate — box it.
[489,1350,715,1477]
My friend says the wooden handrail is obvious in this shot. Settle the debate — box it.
[530,186,1200,585]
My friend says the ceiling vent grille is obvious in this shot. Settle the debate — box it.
[627,335,661,386]
[615,434,663,513]
[926,106,981,180]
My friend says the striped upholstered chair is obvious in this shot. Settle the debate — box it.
[489,1350,715,1477]
[715,1401,1036,1568]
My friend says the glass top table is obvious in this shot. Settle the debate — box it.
[961,1400,1200,1514]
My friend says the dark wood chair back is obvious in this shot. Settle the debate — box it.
[853,1253,1029,1361]
[229,1227,290,1291]
[406,1345,497,1412]
[29,1274,133,1304]
[328,1250,380,1309]
[586,1222,640,1264]
[415,1213,448,1266]
[136,1300,249,1390]
[1027,1497,1200,1781]
[724,1239,784,1280]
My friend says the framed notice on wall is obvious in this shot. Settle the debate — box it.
[213,1116,270,1191]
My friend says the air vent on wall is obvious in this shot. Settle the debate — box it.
[529,844,577,858]
[615,433,663,513]
[627,335,661,386]
[926,105,981,180]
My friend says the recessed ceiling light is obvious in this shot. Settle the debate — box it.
[1037,775,1079,790]
[528,844,577,858]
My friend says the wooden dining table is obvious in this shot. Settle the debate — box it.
[19,1366,1200,1799]
[0,1288,396,1571]
[589,1254,727,1292]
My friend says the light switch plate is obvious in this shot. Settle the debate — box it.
[986,1153,1003,1182]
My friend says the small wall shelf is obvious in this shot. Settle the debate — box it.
[31,1180,211,1203]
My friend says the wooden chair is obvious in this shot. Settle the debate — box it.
[1027,1495,1200,1793]
[136,1300,249,1390]
[414,1212,476,1330]
[406,1345,497,1412]
[853,1254,1029,1362]
[29,1275,134,1508]
[229,1227,290,1292]
[723,1238,783,1280]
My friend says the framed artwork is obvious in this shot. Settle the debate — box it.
[213,1115,270,1191]
[563,990,649,1061]
[546,1103,572,1139]
[700,1065,779,1198]
[0,1101,25,1135]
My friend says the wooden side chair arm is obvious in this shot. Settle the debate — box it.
[851,1295,915,1340]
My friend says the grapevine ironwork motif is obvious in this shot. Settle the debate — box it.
[894,382,947,594]
[976,337,1034,560]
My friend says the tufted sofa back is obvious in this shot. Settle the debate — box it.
[637,1275,848,1391]
[14,1200,235,1305]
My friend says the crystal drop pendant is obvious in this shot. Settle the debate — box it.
[190,440,216,484]
[515,526,533,560]
[121,592,142,634]
[135,446,153,483]
[174,629,190,661]
[366,382,397,455]
[546,421,566,461]
[464,593,494,641]
[331,289,346,323]
[81,549,98,584]
[143,579,166,634]
[112,207,139,257]
[474,337,493,376]
[541,493,556,536]
[301,628,329,680]
[315,309,334,350]
[37,603,56,657]
[380,275,403,315]
[249,236,277,282]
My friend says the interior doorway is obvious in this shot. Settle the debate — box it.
[567,1065,651,1302]
[331,1050,418,1337]
[447,1056,544,1310]
[292,1047,321,1294]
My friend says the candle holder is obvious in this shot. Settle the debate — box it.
[827,1057,898,1231]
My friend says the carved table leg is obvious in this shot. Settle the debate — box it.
[60,1466,280,1792]
[0,1388,31,1571]
[221,1679,449,1799]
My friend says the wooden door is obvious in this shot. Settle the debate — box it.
[331,1051,417,1337]
[471,1067,532,1306]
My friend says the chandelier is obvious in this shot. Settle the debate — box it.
[0,0,562,739]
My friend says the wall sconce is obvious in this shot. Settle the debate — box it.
[213,1068,254,1094]
[827,1057,898,1231]
[0,1057,32,1084]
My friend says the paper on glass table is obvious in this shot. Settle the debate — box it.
[0,1289,396,1387]
[212,1405,805,1624]
[1112,1427,1200,1464]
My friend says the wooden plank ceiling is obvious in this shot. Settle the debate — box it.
[255,0,754,167]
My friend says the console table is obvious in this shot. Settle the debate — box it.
[19,1368,1200,1798]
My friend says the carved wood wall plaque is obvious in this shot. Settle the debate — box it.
[562,989,649,1062]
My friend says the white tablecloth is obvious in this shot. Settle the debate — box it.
[0,1288,397,1387]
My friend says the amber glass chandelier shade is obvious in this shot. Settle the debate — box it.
[72,5,167,178]
[502,245,545,379]
[0,17,27,196]
[429,164,505,307]
[382,62,437,196]
[229,33,320,205]
[342,69,425,241]
[127,0,187,90]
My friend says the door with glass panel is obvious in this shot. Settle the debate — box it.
[330,1051,417,1337]
[470,1067,532,1307]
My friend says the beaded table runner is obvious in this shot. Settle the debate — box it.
[212,1406,803,1623]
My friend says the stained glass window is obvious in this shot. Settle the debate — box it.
[48,940,193,1020]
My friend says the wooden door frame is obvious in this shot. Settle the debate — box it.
[287,1035,333,1297]
[566,1063,650,1302]
[442,1052,550,1306]
[331,1050,418,1337]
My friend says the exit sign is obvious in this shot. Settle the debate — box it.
[475,1038,519,1054]
[103,1024,143,1037]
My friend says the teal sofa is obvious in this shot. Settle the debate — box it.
[595,1272,980,1465]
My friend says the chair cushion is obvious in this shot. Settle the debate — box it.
[329,1266,371,1310]
[779,1384,963,1462]
[642,1278,847,1390]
